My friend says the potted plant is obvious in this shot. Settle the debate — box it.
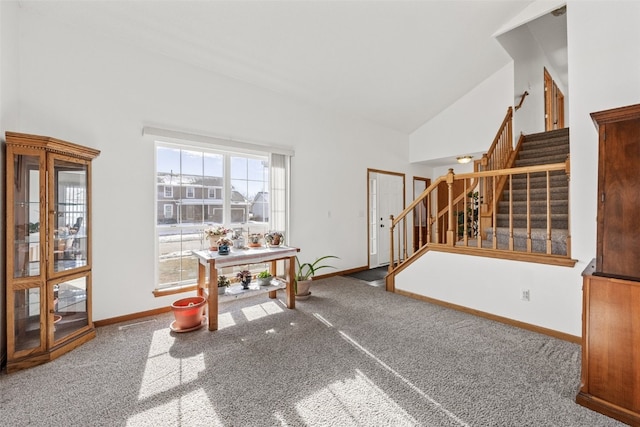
[264,231,284,247]
[204,225,231,250]
[217,237,234,255]
[217,275,230,295]
[256,270,272,286]
[170,296,207,330]
[236,270,252,289]
[295,255,338,298]
[247,233,262,248]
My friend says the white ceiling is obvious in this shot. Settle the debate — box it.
[20,0,543,134]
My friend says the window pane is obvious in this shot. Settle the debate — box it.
[156,144,275,290]
[157,227,201,288]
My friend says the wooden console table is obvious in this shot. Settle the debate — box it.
[193,246,299,331]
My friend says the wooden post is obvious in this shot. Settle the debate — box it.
[389,215,395,270]
[446,168,455,246]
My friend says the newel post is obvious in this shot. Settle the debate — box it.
[446,168,455,246]
[389,214,395,271]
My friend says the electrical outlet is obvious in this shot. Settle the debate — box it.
[521,289,530,302]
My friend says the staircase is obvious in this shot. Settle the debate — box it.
[487,128,570,255]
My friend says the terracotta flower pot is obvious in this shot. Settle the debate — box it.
[296,280,312,298]
[171,296,206,330]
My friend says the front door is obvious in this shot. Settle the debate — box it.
[368,170,404,268]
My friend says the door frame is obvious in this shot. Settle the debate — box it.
[544,67,565,131]
[367,168,406,269]
[412,176,431,251]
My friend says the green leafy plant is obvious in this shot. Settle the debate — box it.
[217,275,230,288]
[257,270,272,279]
[236,270,252,281]
[295,255,339,282]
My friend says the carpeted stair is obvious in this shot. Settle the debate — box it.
[487,128,570,255]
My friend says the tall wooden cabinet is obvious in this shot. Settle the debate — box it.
[577,104,640,426]
[5,132,100,373]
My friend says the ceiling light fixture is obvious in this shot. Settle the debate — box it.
[456,155,473,164]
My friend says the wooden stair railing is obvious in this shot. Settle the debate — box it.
[388,161,573,284]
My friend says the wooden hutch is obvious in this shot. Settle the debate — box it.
[5,132,100,372]
[577,104,640,426]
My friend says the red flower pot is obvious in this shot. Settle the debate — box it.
[171,296,206,330]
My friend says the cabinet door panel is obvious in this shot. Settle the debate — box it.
[9,153,44,278]
[587,277,640,412]
[599,118,640,279]
[51,274,90,345]
[10,286,45,356]
[49,154,90,277]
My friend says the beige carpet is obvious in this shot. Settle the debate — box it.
[0,276,624,426]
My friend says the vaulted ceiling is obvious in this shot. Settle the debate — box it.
[20,1,543,134]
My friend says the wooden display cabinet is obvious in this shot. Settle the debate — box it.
[576,104,640,425]
[5,132,100,373]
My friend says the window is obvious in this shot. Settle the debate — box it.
[155,143,288,290]
[163,204,173,219]
[164,186,173,198]
[208,187,221,199]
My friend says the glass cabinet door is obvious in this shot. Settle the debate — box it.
[49,155,90,276]
[11,153,44,278]
[11,286,45,355]
[50,274,90,344]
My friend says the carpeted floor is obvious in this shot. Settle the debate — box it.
[0,276,624,426]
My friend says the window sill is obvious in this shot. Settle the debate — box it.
[153,284,197,298]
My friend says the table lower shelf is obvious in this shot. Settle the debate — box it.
[218,278,286,303]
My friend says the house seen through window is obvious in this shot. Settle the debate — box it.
[155,143,278,290]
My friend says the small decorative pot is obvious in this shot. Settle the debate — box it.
[218,286,226,295]
[241,278,251,290]
[257,276,272,286]
[218,244,230,255]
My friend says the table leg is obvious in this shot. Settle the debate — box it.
[285,255,295,309]
[208,260,218,331]
[268,260,277,299]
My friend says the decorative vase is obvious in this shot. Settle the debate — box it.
[171,296,206,330]
[241,278,251,290]
[218,286,226,295]
[218,244,230,255]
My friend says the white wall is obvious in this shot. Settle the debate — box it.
[13,10,422,321]
[496,17,568,137]
[400,0,640,337]
[566,0,640,264]
[0,0,21,365]
[409,63,514,164]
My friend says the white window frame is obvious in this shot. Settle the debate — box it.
[164,186,173,198]
[151,133,291,291]
[186,186,195,198]
[163,204,173,219]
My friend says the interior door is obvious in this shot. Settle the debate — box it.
[413,177,430,251]
[368,170,404,268]
[544,68,565,131]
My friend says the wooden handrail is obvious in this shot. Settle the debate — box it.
[515,91,529,111]
[389,160,571,273]
[484,107,513,163]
